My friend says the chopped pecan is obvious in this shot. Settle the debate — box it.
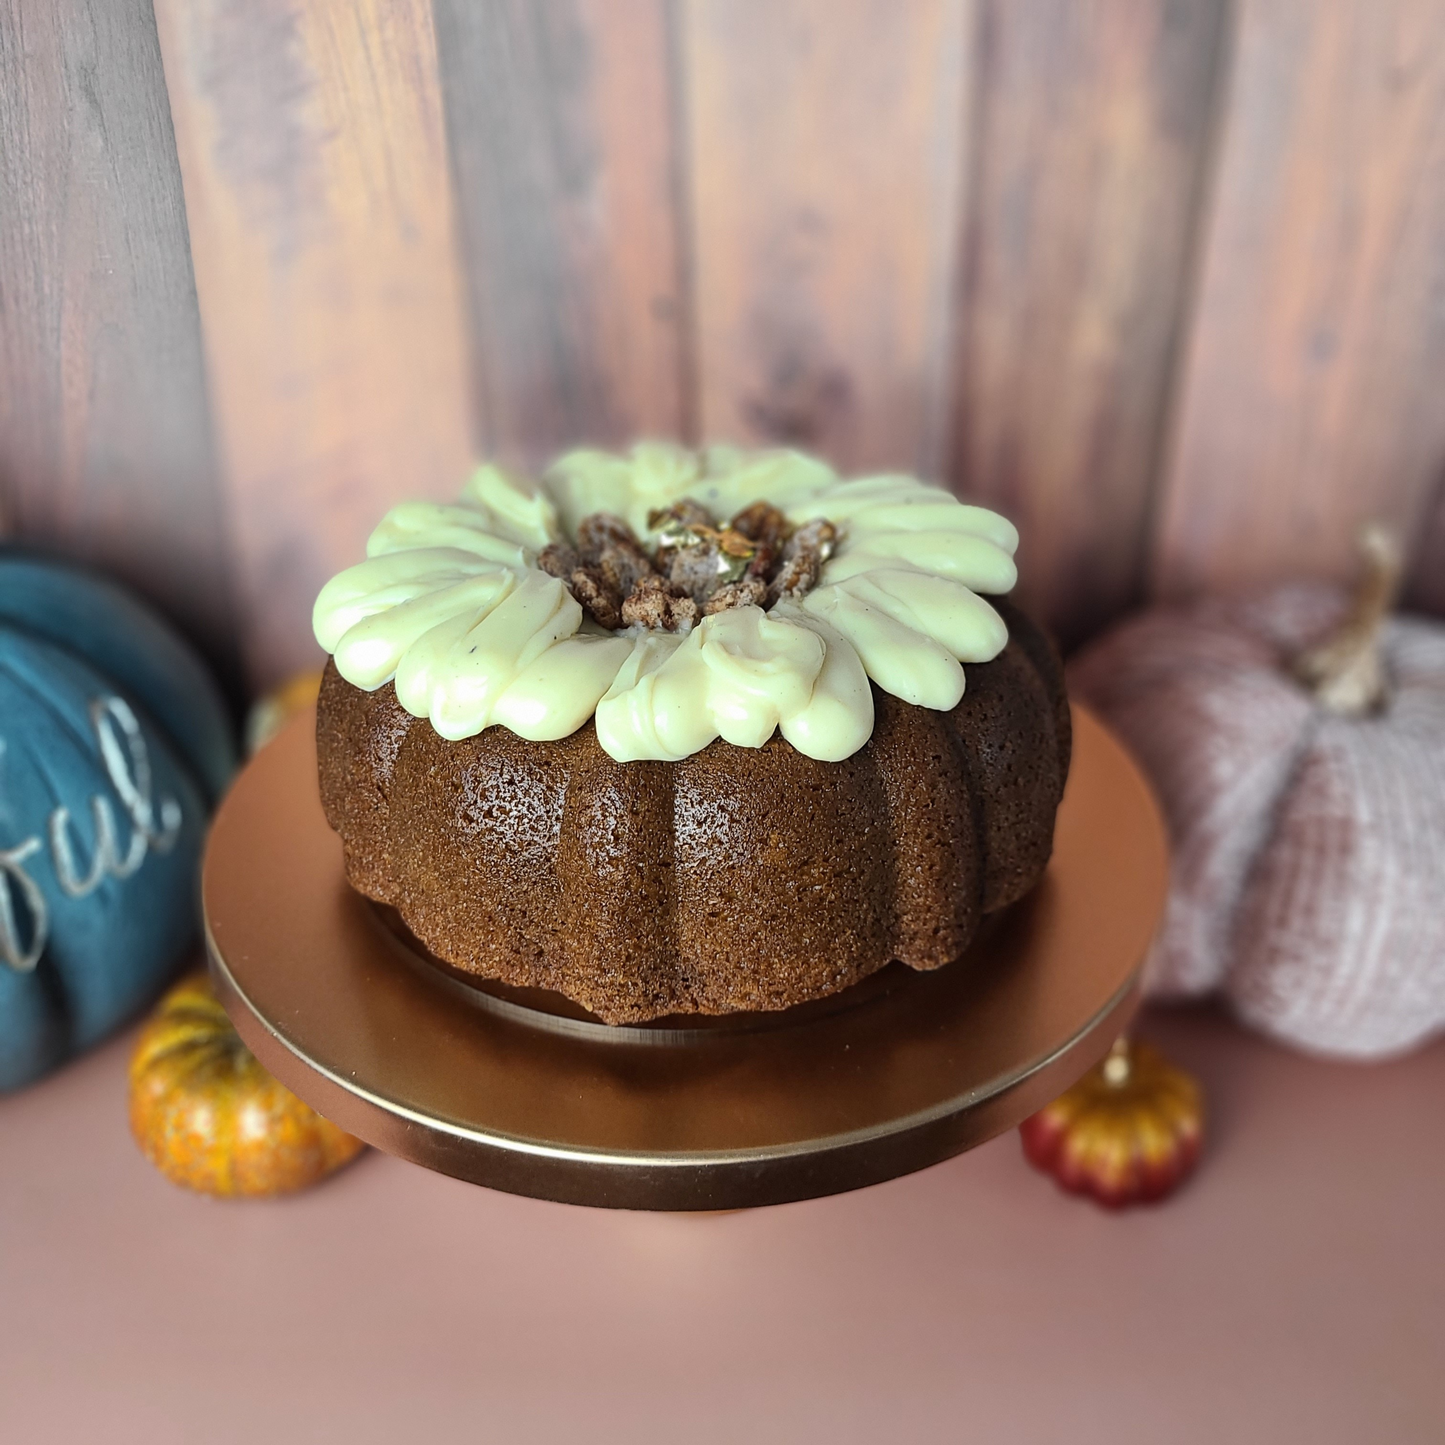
[649,500,722,581]
[668,543,726,606]
[537,541,581,580]
[559,496,834,626]
[596,542,656,597]
[729,500,790,554]
[570,566,623,630]
[577,511,644,562]
[621,576,698,632]
[744,540,776,581]
[767,518,837,604]
[702,578,768,615]
[647,498,715,540]
[574,511,656,601]
[788,517,838,560]
[766,550,821,604]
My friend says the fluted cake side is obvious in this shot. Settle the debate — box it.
[317,600,1070,1023]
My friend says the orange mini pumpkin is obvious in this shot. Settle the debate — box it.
[244,668,325,754]
[129,971,363,1196]
[1019,1038,1203,1208]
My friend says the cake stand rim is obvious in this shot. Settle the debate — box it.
[208,927,1141,1172]
[204,700,1164,1210]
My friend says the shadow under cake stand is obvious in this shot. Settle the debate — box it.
[204,703,1168,1211]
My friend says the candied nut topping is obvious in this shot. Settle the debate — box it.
[577,512,644,561]
[621,576,699,632]
[569,566,624,630]
[788,517,838,560]
[576,512,656,598]
[767,550,819,604]
[729,500,790,554]
[537,541,580,580]
[703,578,768,615]
[596,542,656,598]
[743,540,776,581]
[768,518,837,605]
[556,498,833,632]
[647,498,715,539]
[668,540,729,605]
[647,500,714,576]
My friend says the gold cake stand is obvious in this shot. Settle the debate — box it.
[204,704,1167,1211]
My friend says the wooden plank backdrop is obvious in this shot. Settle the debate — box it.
[0,0,238,689]
[949,0,1227,646]
[152,0,476,686]
[1154,0,1445,607]
[684,0,970,481]
[0,0,1441,693]
[433,0,688,464]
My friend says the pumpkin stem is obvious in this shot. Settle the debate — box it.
[1101,1035,1132,1088]
[1292,524,1401,716]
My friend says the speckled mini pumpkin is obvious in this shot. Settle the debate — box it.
[1020,1038,1203,1208]
[129,971,363,1196]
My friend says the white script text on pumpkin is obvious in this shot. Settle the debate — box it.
[0,697,182,972]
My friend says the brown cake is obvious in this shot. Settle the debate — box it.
[311,446,1069,1023]
[316,595,1068,1023]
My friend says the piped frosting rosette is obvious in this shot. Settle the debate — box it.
[312,444,1018,763]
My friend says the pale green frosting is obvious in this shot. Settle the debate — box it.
[312,445,1018,762]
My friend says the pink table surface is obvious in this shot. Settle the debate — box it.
[2,1001,1442,1445]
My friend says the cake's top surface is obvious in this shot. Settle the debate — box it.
[313,444,1018,762]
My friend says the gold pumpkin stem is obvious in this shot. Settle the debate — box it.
[1293,524,1402,716]
[1101,1035,1132,1088]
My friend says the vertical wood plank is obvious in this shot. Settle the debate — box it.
[684,0,971,479]
[433,0,688,464]
[949,0,1227,648]
[0,0,238,681]
[1153,0,1445,605]
[154,0,477,687]
[1406,473,1445,616]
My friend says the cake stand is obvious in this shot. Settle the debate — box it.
[204,704,1167,1210]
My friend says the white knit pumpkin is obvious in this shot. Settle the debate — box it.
[1069,563,1445,1060]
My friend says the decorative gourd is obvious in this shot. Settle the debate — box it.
[0,555,236,1090]
[1020,1038,1203,1208]
[0,556,236,800]
[129,971,364,1196]
[245,669,324,754]
[1069,530,1445,1059]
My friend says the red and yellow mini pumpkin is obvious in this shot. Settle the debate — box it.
[1020,1038,1203,1208]
[129,971,363,1197]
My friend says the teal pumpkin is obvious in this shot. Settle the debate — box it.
[0,555,236,1091]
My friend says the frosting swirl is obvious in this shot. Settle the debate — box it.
[313,445,1017,762]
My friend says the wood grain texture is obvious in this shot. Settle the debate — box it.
[949,0,1227,648]
[153,0,476,688]
[1406,473,1445,616]
[0,0,238,682]
[683,0,970,479]
[433,0,688,465]
[1154,0,1445,606]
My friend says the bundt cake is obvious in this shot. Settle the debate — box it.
[313,445,1070,1023]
